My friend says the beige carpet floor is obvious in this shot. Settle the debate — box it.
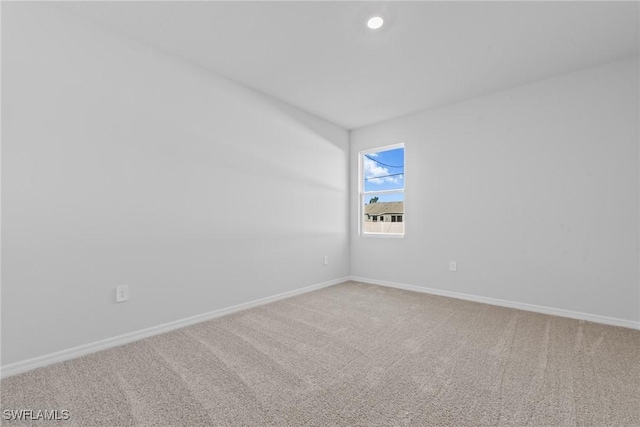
[2,281,639,426]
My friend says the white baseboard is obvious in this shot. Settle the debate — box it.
[350,276,640,330]
[1,277,349,379]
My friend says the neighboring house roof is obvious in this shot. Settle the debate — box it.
[364,202,404,216]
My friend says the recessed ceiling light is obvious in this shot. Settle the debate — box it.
[367,16,384,30]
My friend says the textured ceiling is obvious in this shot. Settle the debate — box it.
[58,1,639,129]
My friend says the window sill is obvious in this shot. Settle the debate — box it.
[360,233,405,239]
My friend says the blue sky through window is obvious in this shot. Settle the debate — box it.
[363,147,404,198]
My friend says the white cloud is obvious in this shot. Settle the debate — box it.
[363,156,403,185]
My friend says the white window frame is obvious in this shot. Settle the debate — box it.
[359,143,405,238]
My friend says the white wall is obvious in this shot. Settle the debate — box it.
[351,57,640,324]
[1,3,349,366]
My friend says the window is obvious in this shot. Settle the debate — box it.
[360,144,405,236]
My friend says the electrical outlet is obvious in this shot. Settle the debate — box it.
[116,285,129,303]
[323,255,329,266]
[449,261,457,272]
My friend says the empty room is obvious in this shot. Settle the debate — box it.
[1,1,639,426]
